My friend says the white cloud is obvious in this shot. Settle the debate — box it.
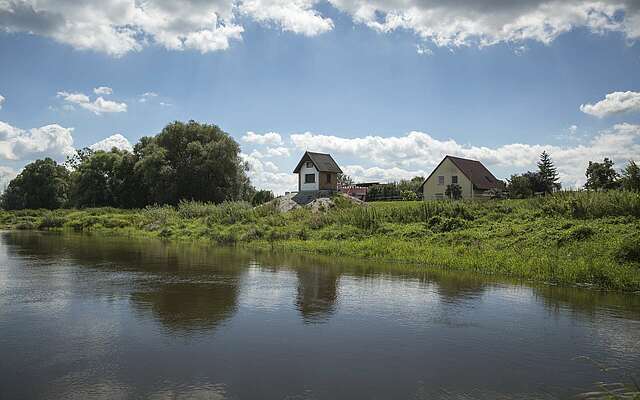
[568,125,578,135]
[239,0,333,36]
[580,91,640,118]
[57,91,127,115]
[329,0,640,48]
[291,124,640,187]
[241,131,283,145]
[93,86,113,95]
[249,146,291,158]
[0,166,17,192]
[0,94,4,109]
[0,120,75,162]
[2,1,639,56]
[139,92,158,103]
[90,134,133,152]
[241,152,297,194]
[416,44,433,55]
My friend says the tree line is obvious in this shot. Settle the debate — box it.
[1,121,273,210]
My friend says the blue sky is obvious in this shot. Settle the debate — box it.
[1,0,640,193]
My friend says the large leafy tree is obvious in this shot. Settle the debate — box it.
[584,158,619,191]
[70,149,143,208]
[507,171,545,198]
[0,158,70,210]
[537,151,560,193]
[620,160,640,192]
[134,121,253,204]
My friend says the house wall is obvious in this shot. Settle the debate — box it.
[299,162,319,191]
[319,172,337,191]
[423,158,474,200]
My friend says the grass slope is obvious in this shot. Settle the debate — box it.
[1,191,639,291]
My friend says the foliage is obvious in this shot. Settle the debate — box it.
[1,158,70,210]
[537,151,561,193]
[251,190,275,206]
[401,190,418,201]
[337,173,354,187]
[367,176,423,201]
[585,158,619,191]
[445,183,462,200]
[615,235,640,264]
[620,160,640,192]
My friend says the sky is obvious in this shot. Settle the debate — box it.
[1,0,640,194]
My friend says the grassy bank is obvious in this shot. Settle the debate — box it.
[1,191,640,291]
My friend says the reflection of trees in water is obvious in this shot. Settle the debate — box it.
[2,231,245,334]
[533,285,640,321]
[295,266,340,323]
[433,274,487,304]
[130,281,239,335]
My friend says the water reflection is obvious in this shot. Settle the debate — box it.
[295,265,340,323]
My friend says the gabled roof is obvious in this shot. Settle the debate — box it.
[420,155,500,190]
[293,151,343,173]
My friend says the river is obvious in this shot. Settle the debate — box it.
[0,231,639,399]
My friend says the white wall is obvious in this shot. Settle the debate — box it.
[299,162,319,191]
[423,158,474,200]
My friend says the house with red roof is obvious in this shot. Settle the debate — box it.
[420,155,501,199]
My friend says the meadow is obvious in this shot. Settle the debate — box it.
[2,191,639,291]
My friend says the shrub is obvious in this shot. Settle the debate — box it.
[38,213,66,229]
[177,200,217,219]
[615,235,640,264]
[205,202,254,225]
[557,225,595,245]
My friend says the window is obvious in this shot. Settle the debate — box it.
[438,176,445,185]
[305,174,315,183]
[452,175,458,184]
[326,173,331,183]
[306,161,313,168]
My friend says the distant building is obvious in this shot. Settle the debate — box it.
[420,155,500,199]
[293,151,342,192]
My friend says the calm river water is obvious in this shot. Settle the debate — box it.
[1,231,639,399]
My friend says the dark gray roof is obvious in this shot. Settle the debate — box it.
[293,151,342,173]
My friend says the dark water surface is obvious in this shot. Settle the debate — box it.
[1,231,639,399]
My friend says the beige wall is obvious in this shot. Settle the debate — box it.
[423,158,474,200]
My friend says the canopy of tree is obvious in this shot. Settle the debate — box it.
[1,121,255,210]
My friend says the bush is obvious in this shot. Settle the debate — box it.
[615,235,640,264]
[557,225,595,245]
[205,202,254,225]
[177,200,217,219]
[38,213,66,229]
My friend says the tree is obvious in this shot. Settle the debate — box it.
[445,183,462,200]
[251,190,275,206]
[537,151,561,193]
[0,158,70,210]
[134,121,254,204]
[620,160,640,192]
[337,173,354,187]
[585,158,619,191]
[507,172,545,198]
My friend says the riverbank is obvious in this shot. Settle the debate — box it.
[1,191,639,291]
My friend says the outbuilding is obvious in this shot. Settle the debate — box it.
[293,151,342,192]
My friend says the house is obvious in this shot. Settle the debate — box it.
[293,151,342,192]
[420,155,501,199]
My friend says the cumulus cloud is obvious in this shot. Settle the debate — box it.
[580,91,640,118]
[250,146,291,158]
[93,86,113,95]
[0,94,4,109]
[241,152,297,194]
[57,90,127,115]
[90,134,133,152]
[241,131,283,145]
[291,124,640,187]
[1,1,639,56]
[330,0,640,47]
[239,0,333,36]
[0,120,75,161]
